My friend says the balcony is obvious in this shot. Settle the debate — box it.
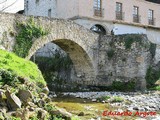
[94,7,104,17]
[133,14,141,23]
[116,11,124,20]
[148,18,155,25]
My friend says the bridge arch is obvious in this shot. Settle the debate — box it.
[26,19,99,85]
[90,24,107,35]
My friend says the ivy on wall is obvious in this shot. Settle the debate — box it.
[13,18,49,58]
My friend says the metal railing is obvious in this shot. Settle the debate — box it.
[148,18,155,25]
[94,7,104,17]
[133,14,141,23]
[116,11,124,20]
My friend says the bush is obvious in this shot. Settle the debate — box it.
[44,103,56,112]
[145,66,160,89]
[97,96,110,101]
[111,96,124,102]
[111,81,136,91]
[124,34,142,49]
[107,49,115,60]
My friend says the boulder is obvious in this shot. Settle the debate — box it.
[50,108,72,120]
[5,90,22,111]
[37,108,48,120]
[78,112,84,116]
[17,89,32,103]
[42,86,49,95]
[0,45,5,50]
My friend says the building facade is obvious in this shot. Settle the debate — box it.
[24,0,160,43]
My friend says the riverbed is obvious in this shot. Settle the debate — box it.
[50,91,160,120]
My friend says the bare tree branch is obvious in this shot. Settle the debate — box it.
[0,0,7,4]
[1,0,18,12]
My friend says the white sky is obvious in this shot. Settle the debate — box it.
[0,0,24,13]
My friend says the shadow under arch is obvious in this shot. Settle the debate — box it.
[27,38,96,85]
[90,24,107,35]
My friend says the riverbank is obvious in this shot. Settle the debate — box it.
[51,91,160,120]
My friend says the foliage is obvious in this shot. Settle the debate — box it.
[107,49,115,60]
[111,81,136,91]
[10,117,21,120]
[71,117,80,120]
[154,86,160,91]
[149,43,156,58]
[35,52,72,72]
[97,96,110,101]
[0,50,46,87]
[0,69,19,87]
[29,116,39,120]
[13,17,48,58]
[111,96,124,102]
[35,51,72,89]
[44,103,56,112]
[123,34,142,49]
[145,66,160,89]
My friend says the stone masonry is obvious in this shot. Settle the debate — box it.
[0,12,155,90]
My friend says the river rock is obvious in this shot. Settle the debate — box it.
[42,86,49,95]
[37,108,48,119]
[17,89,32,103]
[51,108,72,120]
[0,45,5,50]
[5,90,22,111]
[92,99,97,102]
[78,112,84,116]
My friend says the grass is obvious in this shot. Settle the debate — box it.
[152,86,160,91]
[111,96,124,102]
[97,96,110,101]
[0,50,46,87]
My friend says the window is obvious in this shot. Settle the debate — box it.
[133,6,138,15]
[94,0,103,17]
[148,9,154,25]
[94,0,101,10]
[116,2,122,12]
[116,2,123,20]
[48,9,51,18]
[36,0,39,4]
[133,6,140,23]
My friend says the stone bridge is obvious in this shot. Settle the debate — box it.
[0,13,155,90]
[0,12,99,85]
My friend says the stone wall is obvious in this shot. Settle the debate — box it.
[95,34,153,90]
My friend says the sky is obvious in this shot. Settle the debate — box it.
[0,0,24,13]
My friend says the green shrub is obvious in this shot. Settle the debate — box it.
[112,96,124,102]
[97,96,110,101]
[13,17,48,58]
[124,34,142,49]
[145,66,160,89]
[149,43,156,58]
[154,86,160,91]
[111,81,136,91]
[10,117,21,120]
[107,49,115,60]
[34,51,72,89]
[44,103,56,112]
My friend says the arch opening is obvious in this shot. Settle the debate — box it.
[30,39,96,91]
[90,24,107,35]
